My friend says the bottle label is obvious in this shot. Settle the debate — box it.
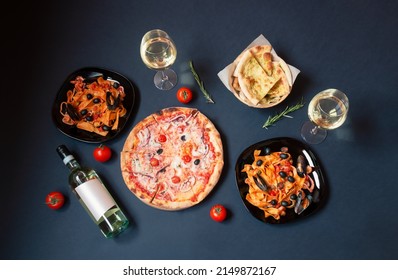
[75,179,116,221]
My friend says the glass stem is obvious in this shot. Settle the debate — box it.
[310,125,319,135]
[160,70,168,82]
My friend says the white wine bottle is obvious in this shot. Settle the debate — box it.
[56,145,129,238]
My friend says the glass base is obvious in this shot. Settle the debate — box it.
[301,121,327,144]
[154,69,177,90]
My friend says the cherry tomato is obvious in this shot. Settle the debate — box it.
[182,155,192,163]
[45,191,65,210]
[210,204,227,222]
[158,134,167,142]
[269,190,277,196]
[93,144,112,162]
[176,87,193,104]
[171,176,181,184]
[150,157,159,166]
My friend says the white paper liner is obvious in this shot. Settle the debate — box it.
[217,34,300,108]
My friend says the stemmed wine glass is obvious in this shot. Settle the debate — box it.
[301,88,349,144]
[140,29,178,90]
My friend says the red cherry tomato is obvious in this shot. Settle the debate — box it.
[176,87,193,104]
[150,157,159,166]
[93,145,112,162]
[45,191,65,210]
[171,176,181,184]
[210,204,227,222]
[158,134,167,142]
[182,155,192,163]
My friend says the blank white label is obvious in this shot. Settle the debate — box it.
[75,179,116,221]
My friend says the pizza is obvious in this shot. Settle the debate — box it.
[120,107,224,210]
[231,45,292,108]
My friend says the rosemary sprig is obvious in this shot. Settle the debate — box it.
[189,60,215,104]
[262,98,305,129]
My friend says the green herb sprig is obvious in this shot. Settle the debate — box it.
[262,98,305,129]
[189,60,214,104]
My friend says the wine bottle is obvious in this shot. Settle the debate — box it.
[56,144,129,238]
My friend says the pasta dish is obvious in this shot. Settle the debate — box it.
[60,75,127,136]
[241,147,315,220]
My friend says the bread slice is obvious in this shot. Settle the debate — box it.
[249,45,273,76]
[235,50,281,105]
[257,63,290,106]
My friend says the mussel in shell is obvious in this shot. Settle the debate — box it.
[106,91,120,110]
[254,174,271,192]
[296,155,307,178]
[66,103,80,121]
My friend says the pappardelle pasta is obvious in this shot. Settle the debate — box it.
[241,147,315,221]
[60,75,127,136]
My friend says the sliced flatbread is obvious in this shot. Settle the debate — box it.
[230,44,292,107]
[235,50,281,105]
[258,63,290,106]
[248,45,273,76]
[274,55,293,87]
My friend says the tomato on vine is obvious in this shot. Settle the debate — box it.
[93,144,112,162]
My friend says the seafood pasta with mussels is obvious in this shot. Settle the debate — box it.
[241,146,315,220]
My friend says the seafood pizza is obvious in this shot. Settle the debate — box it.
[120,107,224,210]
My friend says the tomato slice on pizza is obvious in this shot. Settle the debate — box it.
[121,107,224,210]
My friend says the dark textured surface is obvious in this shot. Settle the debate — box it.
[2,0,397,260]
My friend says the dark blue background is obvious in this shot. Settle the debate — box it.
[2,0,397,260]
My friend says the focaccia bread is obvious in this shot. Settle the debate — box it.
[236,50,282,105]
[231,45,292,108]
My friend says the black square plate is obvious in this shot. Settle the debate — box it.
[235,137,327,224]
[52,67,135,143]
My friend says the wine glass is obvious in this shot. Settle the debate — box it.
[301,88,349,144]
[140,29,178,90]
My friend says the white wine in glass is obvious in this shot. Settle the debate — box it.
[140,29,177,90]
[301,88,349,144]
